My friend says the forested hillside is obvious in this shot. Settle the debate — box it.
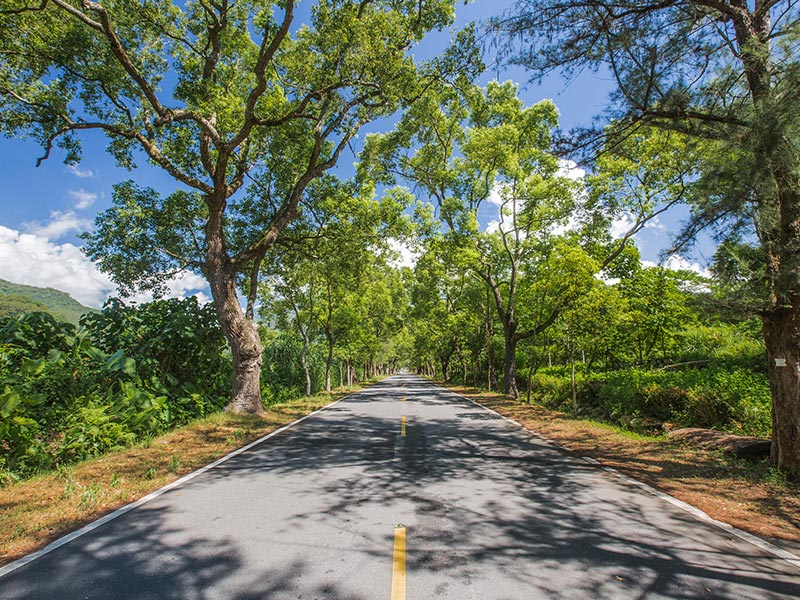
[0,279,95,325]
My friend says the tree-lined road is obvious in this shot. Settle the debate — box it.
[1,375,798,599]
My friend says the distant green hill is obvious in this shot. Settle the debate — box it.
[0,279,96,325]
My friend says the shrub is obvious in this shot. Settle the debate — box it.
[526,365,771,437]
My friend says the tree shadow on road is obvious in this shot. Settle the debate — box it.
[2,376,798,599]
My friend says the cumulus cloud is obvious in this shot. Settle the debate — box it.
[68,165,95,178]
[609,213,664,240]
[642,255,712,278]
[24,210,93,241]
[663,255,712,278]
[67,188,98,209]
[557,159,586,181]
[125,271,211,305]
[487,185,504,206]
[387,238,419,269]
[0,225,211,309]
[0,225,114,307]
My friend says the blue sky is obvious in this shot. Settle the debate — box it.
[0,0,708,308]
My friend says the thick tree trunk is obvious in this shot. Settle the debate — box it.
[503,331,519,399]
[763,300,800,479]
[207,246,264,414]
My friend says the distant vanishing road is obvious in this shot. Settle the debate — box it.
[1,375,799,599]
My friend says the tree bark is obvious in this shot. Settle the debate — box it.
[763,306,800,479]
[485,289,496,391]
[207,233,264,414]
[300,336,311,396]
[503,330,519,399]
[325,333,334,393]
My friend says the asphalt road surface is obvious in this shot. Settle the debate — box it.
[1,375,799,599]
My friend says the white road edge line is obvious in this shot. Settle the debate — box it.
[427,378,800,571]
[0,392,354,579]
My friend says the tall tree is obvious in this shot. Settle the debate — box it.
[495,0,800,476]
[0,0,462,413]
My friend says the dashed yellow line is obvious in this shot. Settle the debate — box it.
[400,416,407,437]
[402,395,406,402]
[391,525,406,600]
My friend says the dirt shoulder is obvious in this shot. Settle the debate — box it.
[0,387,359,568]
[442,383,800,554]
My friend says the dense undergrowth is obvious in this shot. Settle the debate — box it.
[0,298,377,484]
[0,299,231,481]
[525,365,770,437]
[519,320,771,437]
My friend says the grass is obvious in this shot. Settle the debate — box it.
[0,385,361,567]
[442,382,800,551]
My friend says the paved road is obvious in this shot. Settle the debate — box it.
[1,375,799,599]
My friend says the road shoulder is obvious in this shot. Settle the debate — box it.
[436,381,800,559]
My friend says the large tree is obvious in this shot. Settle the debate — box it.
[495,0,800,475]
[0,0,464,413]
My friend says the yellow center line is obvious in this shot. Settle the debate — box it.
[400,415,407,437]
[391,525,406,600]
[402,395,406,402]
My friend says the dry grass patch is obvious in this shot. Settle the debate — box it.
[445,384,800,552]
[0,388,356,567]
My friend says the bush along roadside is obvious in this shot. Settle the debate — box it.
[0,298,232,483]
[523,365,771,438]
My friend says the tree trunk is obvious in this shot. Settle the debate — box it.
[526,335,537,404]
[301,337,311,396]
[570,314,577,414]
[325,334,334,393]
[503,331,519,399]
[763,302,800,479]
[207,237,264,414]
[485,292,496,391]
[339,361,343,389]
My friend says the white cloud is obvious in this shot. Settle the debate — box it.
[664,255,712,278]
[609,213,637,239]
[608,213,664,240]
[67,188,98,209]
[0,225,211,309]
[387,238,419,269]
[642,255,712,278]
[24,210,93,241]
[68,165,94,179]
[557,159,586,181]
[487,185,504,206]
[125,271,211,305]
[0,225,114,307]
